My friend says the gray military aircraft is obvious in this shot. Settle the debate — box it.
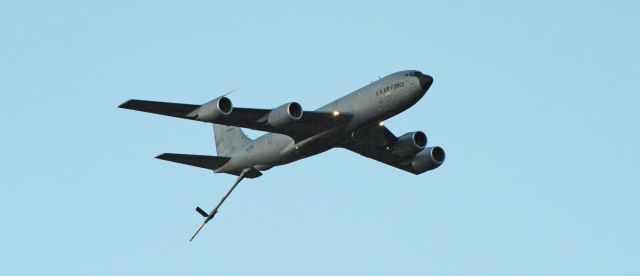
[119,70,445,241]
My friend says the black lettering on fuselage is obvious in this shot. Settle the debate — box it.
[376,81,405,96]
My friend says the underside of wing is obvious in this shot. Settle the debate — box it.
[215,107,352,142]
[119,98,353,142]
[341,124,414,173]
[341,123,445,174]
[119,100,200,119]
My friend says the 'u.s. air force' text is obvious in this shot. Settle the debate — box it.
[376,81,405,96]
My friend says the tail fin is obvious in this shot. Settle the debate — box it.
[213,124,252,157]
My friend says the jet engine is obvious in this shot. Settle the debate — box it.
[193,96,233,122]
[267,102,303,127]
[411,146,446,173]
[393,131,427,158]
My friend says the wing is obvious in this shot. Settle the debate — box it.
[118,100,200,119]
[341,123,420,174]
[119,99,352,142]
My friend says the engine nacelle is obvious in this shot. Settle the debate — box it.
[193,96,233,122]
[267,102,303,127]
[411,146,446,173]
[393,131,427,158]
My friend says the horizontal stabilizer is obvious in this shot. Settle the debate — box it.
[156,153,230,170]
[195,207,208,218]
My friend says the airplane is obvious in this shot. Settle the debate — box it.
[119,70,445,241]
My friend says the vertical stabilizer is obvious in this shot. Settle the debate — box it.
[213,124,252,157]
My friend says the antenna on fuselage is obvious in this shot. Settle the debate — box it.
[222,89,236,97]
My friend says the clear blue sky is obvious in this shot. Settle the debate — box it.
[1,0,638,275]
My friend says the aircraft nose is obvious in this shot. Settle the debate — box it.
[417,73,433,91]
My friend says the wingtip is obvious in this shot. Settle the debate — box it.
[118,100,133,109]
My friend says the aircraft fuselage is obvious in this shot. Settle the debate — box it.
[216,70,433,173]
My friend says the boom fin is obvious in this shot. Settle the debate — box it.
[195,207,208,218]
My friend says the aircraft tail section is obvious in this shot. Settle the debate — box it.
[213,124,252,157]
